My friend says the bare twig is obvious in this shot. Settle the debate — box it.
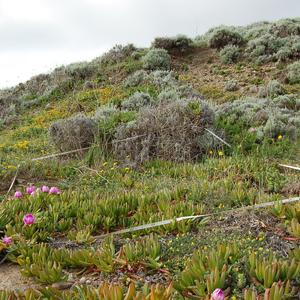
[279,164,300,171]
[112,134,147,143]
[93,196,300,240]
[31,146,92,161]
[5,164,20,199]
[204,128,231,148]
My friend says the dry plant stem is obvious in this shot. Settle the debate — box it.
[92,196,300,240]
[279,164,300,171]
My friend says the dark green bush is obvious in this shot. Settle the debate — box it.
[152,35,193,52]
[209,29,244,49]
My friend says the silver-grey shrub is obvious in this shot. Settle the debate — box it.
[49,115,97,151]
[142,48,171,70]
[152,35,193,52]
[266,80,284,97]
[94,105,119,121]
[64,62,99,80]
[100,44,136,65]
[113,99,215,164]
[149,70,177,88]
[216,96,300,139]
[123,70,149,87]
[224,80,239,91]
[258,80,284,98]
[121,92,153,111]
[209,28,244,49]
[287,61,300,84]
[219,45,241,64]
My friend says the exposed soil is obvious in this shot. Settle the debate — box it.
[0,263,39,291]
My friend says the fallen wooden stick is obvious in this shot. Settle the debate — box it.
[279,164,300,171]
[93,196,300,240]
[205,128,231,148]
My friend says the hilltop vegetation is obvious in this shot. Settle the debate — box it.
[0,18,300,299]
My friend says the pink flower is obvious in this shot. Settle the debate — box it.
[14,191,22,198]
[248,127,257,133]
[211,288,225,300]
[2,236,12,245]
[41,185,50,193]
[23,214,36,226]
[26,186,36,195]
[49,187,61,195]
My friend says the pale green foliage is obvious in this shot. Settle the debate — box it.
[121,92,153,111]
[64,61,99,80]
[209,28,244,49]
[123,70,149,87]
[266,80,284,97]
[287,60,300,84]
[142,48,171,70]
[258,80,284,98]
[217,96,300,139]
[94,105,119,121]
[219,45,241,64]
[99,44,136,64]
[224,80,239,91]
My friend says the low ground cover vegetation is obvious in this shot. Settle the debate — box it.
[0,17,299,299]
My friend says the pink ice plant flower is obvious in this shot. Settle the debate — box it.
[23,214,36,226]
[49,187,61,195]
[14,191,22,198]
[41,185,50,193]
[26,186,36,195]
[2,236,12,245]
[211,289,225,300]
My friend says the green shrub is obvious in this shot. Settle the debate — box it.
[157,88,180,102]
[224,80,239,91]
[209,29,244,49]
[94,107,136,141]
[100,44,136,65]
[152,35,193,52]
[94,105,119,121]
[276,47,292,62]
[219,45,241,64]
[273,94,299,110]
[121,92,153,111]
[287,61,300,84]
[149,70,177,88]
[142,48,171,70]
[247,33,283,58]
[266,80,284,97]
[216,97,300,140]
[258,80,284,98]
[64,62,99,80]
[269,18,300,37]
[49,115,97,151]
[123,70,149,87]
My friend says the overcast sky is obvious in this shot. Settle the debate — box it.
[0,0,299,88]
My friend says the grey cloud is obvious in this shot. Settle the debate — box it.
[0,0,300,87]
[0,21,66,50]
